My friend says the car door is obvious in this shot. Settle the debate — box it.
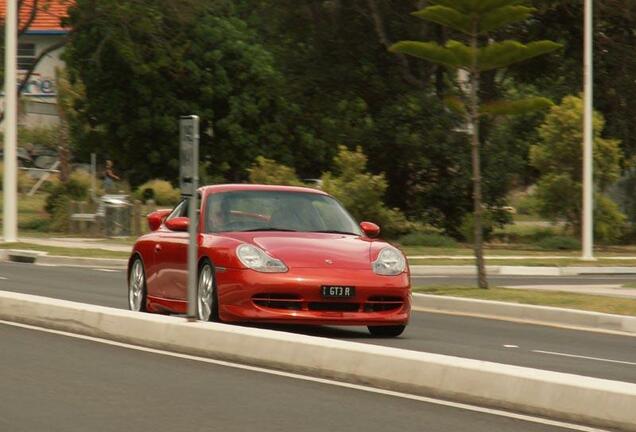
[155,200,188,299]
[159,195,201,301]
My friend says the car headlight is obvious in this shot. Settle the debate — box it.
[236,244,288,273]
[372,247,406,276]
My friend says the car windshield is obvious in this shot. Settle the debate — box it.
[205,191,361,235]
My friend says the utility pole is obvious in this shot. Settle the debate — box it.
[3,0,18,243]
[582,0,594,260]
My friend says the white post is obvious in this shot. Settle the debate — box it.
[3,0,18,243]
[582,0,594,260]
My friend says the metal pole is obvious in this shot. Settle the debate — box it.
[3,0,18,243]
[582,0,594,260]
[185,116,199,319]
[90,153,97,202]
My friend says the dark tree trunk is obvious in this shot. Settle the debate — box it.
[469,32,488,289]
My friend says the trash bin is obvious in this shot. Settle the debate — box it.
[101,194,131,237]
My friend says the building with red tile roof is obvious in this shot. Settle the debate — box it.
[0,0,73,127]
[0,0,71,33]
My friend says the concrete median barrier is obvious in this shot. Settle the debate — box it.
[1,290,635,431]
[412,293,636,335]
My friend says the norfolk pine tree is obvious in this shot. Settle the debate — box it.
[390,1,561,288]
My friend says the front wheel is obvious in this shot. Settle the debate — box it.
[197,261,219,322]
[128,257,147,312]
[367,325,406,338]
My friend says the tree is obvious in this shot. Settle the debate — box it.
[0,0,70,122]
[64,0,305,186]
[530,95,625,242]
[247,156,303,186]
[390,1,561,288]
[321,146,412,238]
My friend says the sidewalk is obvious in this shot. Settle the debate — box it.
[500,284,636,299]
[18,237,132,253]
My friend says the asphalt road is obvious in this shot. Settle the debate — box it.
[1,262,635,384]
[0,322,597,432]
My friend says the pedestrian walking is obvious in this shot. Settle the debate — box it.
[103,160,120,192]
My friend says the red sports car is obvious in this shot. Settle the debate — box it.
[128,184,411,337]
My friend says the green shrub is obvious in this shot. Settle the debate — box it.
[0,163,37,193]
[536,236,581,250]
[133,179,180,205]
[247,156,303,186]
[321,146,413,238]
[19,217,50,231]
[398,232,458,247]
[514,194,538,216]
[595,194,627,244]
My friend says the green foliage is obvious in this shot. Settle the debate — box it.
[595,194,627,244]
[65,0,304,186]
[43,171,92,233]
[133,179,180,206]
[459,209,511,242]
[391,0,561,286]
[398,232,458,247]
[18,126,60,150]
[536,236,580,251]
[531,96,621,191]
[530,95,625,242]
[0,163,38,193]
[480,97,553,116]
[321,146,412,238]
[247,157,303,186]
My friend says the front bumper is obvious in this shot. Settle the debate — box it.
[216,267,411,326]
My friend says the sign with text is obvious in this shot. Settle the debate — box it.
[179,115,199,196]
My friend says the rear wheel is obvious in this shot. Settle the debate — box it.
[197,260,219,322]
[128,257,147,312]
[367,325,406,338]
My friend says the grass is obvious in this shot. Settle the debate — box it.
[414,286,636,316]
[0,192,50,229]
[408,258,636,266]
[0,242,130,259]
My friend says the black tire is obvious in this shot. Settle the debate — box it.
[197,260,220,322]
[367,325,406,338]
[128,256,148,312]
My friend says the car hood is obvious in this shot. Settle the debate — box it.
[226,232,373,269]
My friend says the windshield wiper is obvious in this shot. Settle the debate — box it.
[311,230,359,235]
[240,227,298,232]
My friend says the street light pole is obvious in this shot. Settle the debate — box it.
[582,0,594,260]
[3,0,18,243]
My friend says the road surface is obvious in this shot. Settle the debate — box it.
[0,322,599,432]
[1,262,634,383]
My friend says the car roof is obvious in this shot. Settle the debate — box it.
[199,184,329,196]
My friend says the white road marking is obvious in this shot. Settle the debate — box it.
[0,276,7,280]
[93,268,120,273]
[532,350,636,366]
[0,319,610,432]
[503,344,519,348]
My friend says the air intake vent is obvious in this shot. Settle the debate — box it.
[252,293,302,310]
[364,296,404,312]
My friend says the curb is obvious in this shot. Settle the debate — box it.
[412,293,636,335]
[1,290,635,431]
[410,264,636,276]
[0,250,128,268]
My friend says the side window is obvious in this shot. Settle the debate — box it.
[166,194,201,221]
[165,200,187,222]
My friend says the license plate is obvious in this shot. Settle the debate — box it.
[321,285,355,298]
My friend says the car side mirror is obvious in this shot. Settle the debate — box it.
[164,217,189,232]
[360,221,380,238]
[147,209,172,231]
